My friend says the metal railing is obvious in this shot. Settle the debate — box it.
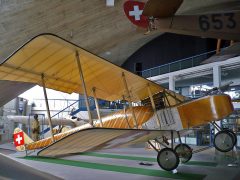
[142,49,218,78]
[40,99,81,135]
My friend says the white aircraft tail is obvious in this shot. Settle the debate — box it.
[13,128,34,151]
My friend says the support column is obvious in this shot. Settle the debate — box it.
[75,51,93,126]
[147,85,161,129]
[213,65,221,134]
[169,75,175,91]
[92,87,103,127]
[41,74,55,142]
[213,65,221,88]
[122,72,138,128]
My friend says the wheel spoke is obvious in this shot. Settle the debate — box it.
[157,148,179,171]
[214,130,234,152]
[174,144,192,163]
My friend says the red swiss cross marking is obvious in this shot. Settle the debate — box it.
[123,1,148,28]
[14,132,24,147]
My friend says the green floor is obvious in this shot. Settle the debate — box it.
[19,152,212,180]
[80,152,218,167]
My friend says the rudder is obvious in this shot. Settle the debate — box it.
[13,128,34,151]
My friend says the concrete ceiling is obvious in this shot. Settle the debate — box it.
[0,0,238,66]
[0,0,160,66]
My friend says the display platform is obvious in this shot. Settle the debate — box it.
[1,143,240,180]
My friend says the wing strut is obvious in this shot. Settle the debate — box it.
[122,95,131,129]
[41,74,55,142]
[92,87,103,127]
[147,84,161,129]
[122,72,138,128]
[75,51,93,126]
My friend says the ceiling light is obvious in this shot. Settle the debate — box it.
[105,51,111,55]
[106,0,114,7]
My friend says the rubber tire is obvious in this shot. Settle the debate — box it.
[213,130,234,152]
[174,144,192,163]
[224,129,237,146]
[157,148,179,171]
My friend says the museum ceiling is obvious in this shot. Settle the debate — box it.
[0,0,239,106]
[0,0,239,66]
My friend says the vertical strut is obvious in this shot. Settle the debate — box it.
[171,130,174,149]
[163,90,171,107]
[147,85,161,129]
[122,95,131,129]
[122,72,138,128]
[41,74,55,142]
[177,131,182,144]
[92,87,103,127]
[75,51,93,126]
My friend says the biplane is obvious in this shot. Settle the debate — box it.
[124,0,240,41]
[0,34,234,171]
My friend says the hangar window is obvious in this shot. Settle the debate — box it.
[134,62,142,76]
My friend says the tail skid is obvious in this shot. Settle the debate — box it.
[13,128,34,151]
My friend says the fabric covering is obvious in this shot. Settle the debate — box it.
[0,33,184,104]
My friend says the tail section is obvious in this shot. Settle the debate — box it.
[13,128,34,151]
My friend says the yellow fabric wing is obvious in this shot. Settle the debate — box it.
[0,34,184,103]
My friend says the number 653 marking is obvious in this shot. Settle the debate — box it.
[199,13,236,31]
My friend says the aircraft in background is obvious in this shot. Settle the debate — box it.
[123,0,240,41]
[8,115,83,128]
[0,34,234,171]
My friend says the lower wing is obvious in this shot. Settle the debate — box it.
[38,128,178,157]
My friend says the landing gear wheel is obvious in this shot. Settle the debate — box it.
[157,148,179,171]
[174,144,192,163]
[224,130,237,146]
[214,130,235,152]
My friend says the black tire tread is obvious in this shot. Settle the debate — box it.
[157,148,179,171]
[174,143,192,163]
[213,130,234,152]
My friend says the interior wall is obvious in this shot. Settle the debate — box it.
[122,33,217,73]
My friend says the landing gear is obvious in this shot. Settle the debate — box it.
[174,143,192,163]
[149,131,193,171]
[149,131,182,171]
[157,148,179,171]
[214,130,236,152]
[225,129,237,146]
[211,121,237,152]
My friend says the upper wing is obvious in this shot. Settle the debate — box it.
[38,128,175,157]
[0,33,185,105]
